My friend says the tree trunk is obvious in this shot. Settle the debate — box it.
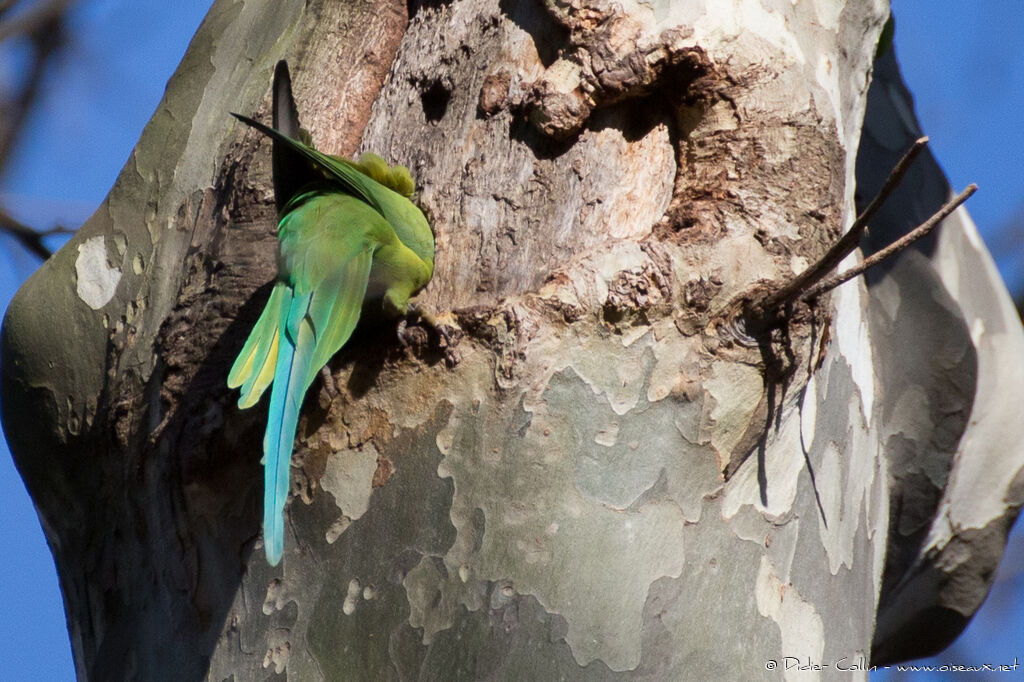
[3,0,1022,679]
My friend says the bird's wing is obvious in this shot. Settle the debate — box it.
[232,112,392,216]
[232,109,435,268]
[269,61,318,213]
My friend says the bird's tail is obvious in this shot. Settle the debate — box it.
[262,288,315,566]
[228,284,286,408]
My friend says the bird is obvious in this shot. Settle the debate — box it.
[227,61,435,565]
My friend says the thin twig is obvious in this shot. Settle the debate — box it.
[0,1,77,261]
[0,1,17,21]
[0,209,73,260]
[0,0,70,42]
[800,184,977,301]
[0,7,67,168]
[759,136,929,311]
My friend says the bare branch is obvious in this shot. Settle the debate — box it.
[801,184,978,301]
[0,0,77,261]
[0,0,71,42]
[0,208,72,260]
[758,136,929,312]
[0,1,18,21]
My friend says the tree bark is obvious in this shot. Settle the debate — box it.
[2,0,1021,680]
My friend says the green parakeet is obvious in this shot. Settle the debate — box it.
[227,61,435,565]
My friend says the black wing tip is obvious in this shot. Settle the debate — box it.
[273,60,300,138]
[232,111,278,137]
[232,59,295,133]
[274,60,291,82]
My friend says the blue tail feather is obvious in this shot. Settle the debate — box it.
[262,289,313,566]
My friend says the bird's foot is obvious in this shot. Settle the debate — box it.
[319,365,339,404]
[396,318,416,360]
[403,304,462,367]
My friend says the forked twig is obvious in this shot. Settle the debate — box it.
[0,209,73,260]
[758,136,929,313]
[747,136,976,323]
[800,184,976,301]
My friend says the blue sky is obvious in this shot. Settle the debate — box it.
[0,1,213,678]
[0,1,1021,679]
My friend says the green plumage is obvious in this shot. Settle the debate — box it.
[227,62,434,565]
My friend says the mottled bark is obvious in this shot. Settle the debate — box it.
[2,0,1022,680]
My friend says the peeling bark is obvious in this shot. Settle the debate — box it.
[2,0,1022,680]
[861,49,1024,666]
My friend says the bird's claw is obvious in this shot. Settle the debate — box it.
[319,365,339,403]
[405,305,462,367]
[396,318,411,347]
